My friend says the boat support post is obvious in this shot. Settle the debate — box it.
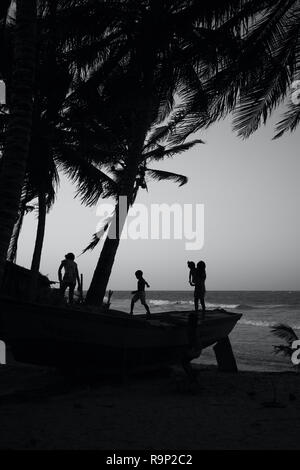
[213,336,238,372]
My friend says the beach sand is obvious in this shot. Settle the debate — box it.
[1,352,300,450]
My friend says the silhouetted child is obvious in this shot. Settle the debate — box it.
[58,253,81,304]
[194,261,206,318]
[130,270,151,318]
[187,261,196,286]
[187,260,206,351]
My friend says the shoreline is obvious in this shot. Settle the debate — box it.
[1,356,300,450]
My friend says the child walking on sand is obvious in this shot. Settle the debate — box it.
[130,270,151,318]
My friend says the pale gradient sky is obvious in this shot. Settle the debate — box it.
[1,83,299,290]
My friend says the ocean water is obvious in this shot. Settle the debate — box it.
[107,290,300,373]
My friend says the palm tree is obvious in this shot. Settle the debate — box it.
[192,0,300,141]
[0,0,37,286]
[83,128,203,306]
[0,1,111,299]
[1,0,282,302]
[45,79,200,305]
[61,0,271,306]
[0,4,63,297]
[0,0,112,294]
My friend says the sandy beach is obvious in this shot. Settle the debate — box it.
[1,353,300,450]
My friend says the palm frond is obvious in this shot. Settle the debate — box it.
[81,233,101,255]
[271,323,299,346]
[274,99,300,138]
[172,0,274,31]
[199,0,300,137]
[56,145,117,205]
[81,216,112,254]
[67,42,130,104]
[143,139,205,162]
[273,344,294,357]
[144,126,171,150]
[146,168,188,187]
[233,3,300,137]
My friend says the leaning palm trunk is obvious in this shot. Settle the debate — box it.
[0,0,37,286]
[85,162,140,306]
[7,205,25,263]
[85,198,128,306]
[29,191,46,301]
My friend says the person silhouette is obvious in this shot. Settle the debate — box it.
[194,261,206,318]
[187,261,196,286]
[130,270,151,318]
[58,253,81,304]
[187,260,206,351]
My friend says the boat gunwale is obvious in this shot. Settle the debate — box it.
[0,295,242,329]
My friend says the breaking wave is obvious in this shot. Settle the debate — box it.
[149,299,298,311]
[240,319,300,329]
[149,299,240,309]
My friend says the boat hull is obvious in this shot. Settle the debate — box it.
[0,297,242,372]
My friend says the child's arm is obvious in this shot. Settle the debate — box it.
[189,271,194,286]
[76,265,81,289]
[58,261,64,283]
[144,278,150,288]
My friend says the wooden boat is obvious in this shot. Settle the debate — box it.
[0,295,242,373]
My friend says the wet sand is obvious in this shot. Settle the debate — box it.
[1,353,300,450]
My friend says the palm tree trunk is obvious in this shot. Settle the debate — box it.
[29,191,46,301]
[7,206,25,263]
[0,0,37,286]
[85,199,127,305]
[85,140,142,306]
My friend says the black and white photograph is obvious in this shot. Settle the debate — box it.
[0,0,300,455]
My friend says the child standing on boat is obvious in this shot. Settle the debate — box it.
[187,260,206,354]
[130,270,151,318]
[194,261,206,318]
[187,261,196,286]
[58,253,81,304]
[188,260,206,318]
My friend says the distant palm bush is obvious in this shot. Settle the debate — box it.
[271,323,300,369]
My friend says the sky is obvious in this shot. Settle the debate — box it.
[1,82,300,291]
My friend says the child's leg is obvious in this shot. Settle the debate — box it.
[139,292,150,317]
[130,297,135,314]
[141,300,150,316]
[130,293,139,314]
[60,281,67,300]
[200,295,205,320]
[194,295,199,312]
[68,283,75,304]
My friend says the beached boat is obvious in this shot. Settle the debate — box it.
[0,295,242,373]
